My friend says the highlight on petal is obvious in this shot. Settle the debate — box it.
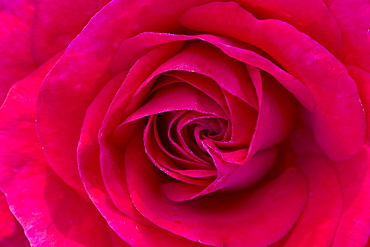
[0,191,29,247]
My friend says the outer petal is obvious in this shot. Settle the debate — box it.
[332,146,370,247]
[346,65,370,139]
[180,1,366,161]
[0,192,16,242]
[0,191,29,247]
[31,0,108,64]
[236,0,343,59]
[0,54,127,247]
[324,0,370,71]
[271,154,342,247]
[0,0,36,105]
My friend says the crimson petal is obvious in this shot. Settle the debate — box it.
[180,1,366,161]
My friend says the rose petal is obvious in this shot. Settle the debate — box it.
[324,0,370,71]
[143,116,215,186]
[36,0,141,192]
[247,66,297,158]
[158,41,258,108]
[31,0,106,64]
[126,135,308,247]
[346,65,370,139]
[0,192,17,242]
[180,1,366,161]
[125,82,227,122]
[98,138,207,247]
[0,0,36,105]
[332,146,370,247]
[271,154,342,247]
[78,63,206,247]
[113,31,314,109]
[0,54,127,247]
[167,71,230,114]
[236,0,343,59]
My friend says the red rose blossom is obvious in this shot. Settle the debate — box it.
[1,0,370,246]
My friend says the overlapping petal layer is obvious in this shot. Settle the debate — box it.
[0,0,368,246]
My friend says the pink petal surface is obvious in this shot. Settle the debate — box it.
[126,135,307,247]
[124,82,227,121]
[324,0,370,71]
[180,1,366,161]
[236,0,343,59]
[346,65,370,139]
[0,0,36,105]
[0,54,127,246]
[0,191,29,247]
[0,192,16,242]
[271,154,342,247]
[332,146,370,246]
[112,31,314,109]
[288,115,370,246]
[78,69,206,247]
[36,0,129,192]
[31,0,106,64]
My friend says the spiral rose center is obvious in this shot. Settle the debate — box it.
[111,39,298,201]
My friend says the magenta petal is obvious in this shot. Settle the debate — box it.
[31,0,104,64]
[324,0,370,71]
[181,1,366,161]
[236,0,343,59]
[248,66,297,157]
[223,90,257,146]
[158,41,258,108]
[346,65,370,139]
[196,34,314,111]
[101,42,184,137]
[144,116,214,186]
[0,56,127,247]
[78,71,150,227]
[0,0,36,105]
[36,0,133,191]
[0,192,16,242]
[98,134,209,247]
[209,147,278,192]
[272,154,342,247]
[126,136,308,247]
[332,146,370,247]
[168,71,229,112]
[78,65,206,246]
[125,83,226,122]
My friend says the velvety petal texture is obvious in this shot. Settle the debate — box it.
[0,191,30,247]
[0,54,129,246]
[0,0,369,246]
[0,0,36,105]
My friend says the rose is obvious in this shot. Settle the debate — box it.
[1,0,370,246]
